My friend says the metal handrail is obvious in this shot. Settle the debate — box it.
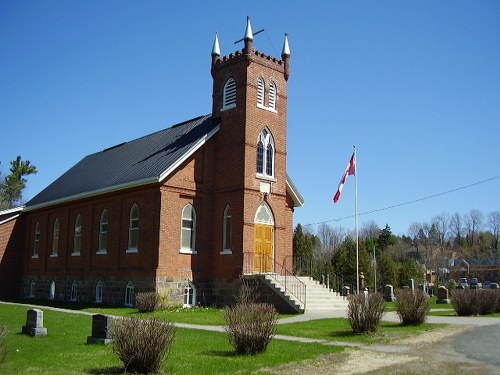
[291,256,357,295]
[243,252,306,308]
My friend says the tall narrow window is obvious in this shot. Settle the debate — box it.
[256,129,275,178]
[33,222,40,258]
[73,214,82,255]
[51,219,60,257]
[128,204,139,252]
[95,280,103,303]
[181,204,196,252]
[223,205,232,252]
[29,280,36,298]
[125,281,134,306]
[257,77,265,107]
[222,78,236,109]
[98,209,108,253]
[48,280,56,300]
[183,283,196,307]
[70,281,78,301]
[268,81,277,110]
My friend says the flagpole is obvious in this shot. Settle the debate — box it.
[354,145,359,294]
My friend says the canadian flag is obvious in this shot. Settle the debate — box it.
[333,151,356,203]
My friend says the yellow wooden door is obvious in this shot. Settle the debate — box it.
[254,224,273,272]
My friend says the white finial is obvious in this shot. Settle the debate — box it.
[282,33,290,56]
[211,32,221,56]
[244,16,253,40]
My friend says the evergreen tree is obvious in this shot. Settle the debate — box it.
[0,156,38,209]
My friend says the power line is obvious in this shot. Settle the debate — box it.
[303,175,500,228]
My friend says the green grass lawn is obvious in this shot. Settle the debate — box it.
[0,303,343,374]
[277,318,445,344]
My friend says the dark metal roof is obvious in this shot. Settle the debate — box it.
[26,115,220,209]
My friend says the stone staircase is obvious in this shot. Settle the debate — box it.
[296,276,349,311]
[262,274,348,313]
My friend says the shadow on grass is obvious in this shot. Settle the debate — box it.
[202,350,242,358]
[328,329,360,339]
[86,366,124,374]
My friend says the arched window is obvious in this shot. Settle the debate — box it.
[223,205,232,252]
[268,81,277,110]
[183,282,196,308]
[33,222,40,258]
[128,204,139,252]
[48,280,56,300]
[256,129,275,178]
[98,209,108,253]
[181,204,196,253]
[124,281,134,306]
[29,280,36,298]
[222,78,236,109]
[95,280,104,303]
[73,214,82,255]
[51,219,60,256]
[257,77,265,107]
[70,281,78,301]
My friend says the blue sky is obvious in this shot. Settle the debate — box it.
[1,1,499,236]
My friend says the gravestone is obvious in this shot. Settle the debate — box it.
[87,314,114,344]
[359,272,365,291]
[408,279,415,291]
[384,284,395,302]
[436,286,450,304]
[342,286,350,297]
[22,309,47,337]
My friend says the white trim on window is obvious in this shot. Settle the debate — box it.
[72,214,82,256]
[268,81,277,111]
[183,282,196,308]
[124,281,134,307]
[256,128,275,179]
[97,209,108,254]
[127,204,139,252]
[70,281,78,301]
[257,77,265,108]
[51,218,60,257]
[221,205,232,254]
[95,280,104,303]
[180,204,197,254]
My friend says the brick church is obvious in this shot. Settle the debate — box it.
[0,18,303,309]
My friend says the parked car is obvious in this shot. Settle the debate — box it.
[458,278,469,288]
[490,283,499,289]
[470,277,480,289]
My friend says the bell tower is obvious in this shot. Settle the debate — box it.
[210,17,293,278]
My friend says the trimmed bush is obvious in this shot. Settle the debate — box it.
[110,317,176,374]
[450,289,480,316]
[347,292,386,334]
[0,325,7,366]
[136,292,160,313]
[223,280,278,355]
[451,289,500,316]
[394,289,430,325]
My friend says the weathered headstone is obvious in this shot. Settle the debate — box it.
[384,284,395,302]
[87,314,114,344]
[342,286,350,297]
[436,286,450,304]
[408,279,415,292]
[22,309,47,337]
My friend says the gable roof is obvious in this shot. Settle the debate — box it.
[26,115,220,210]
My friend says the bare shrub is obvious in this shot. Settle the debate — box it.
[451,289,481,316]
[347,292,386,334]
[135,292,160,313]
[223,280,278,355]
[394,289,430,325]
[0,325,7,365]
[110,317,176,374]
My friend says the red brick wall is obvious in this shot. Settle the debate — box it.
[0,214,25,298]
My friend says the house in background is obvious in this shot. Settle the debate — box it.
[0,19,304,311]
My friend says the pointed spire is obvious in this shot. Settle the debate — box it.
[281,33,290,57]
[211,32,221,56]
[281,33,291,81]
[244,16,253,41]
